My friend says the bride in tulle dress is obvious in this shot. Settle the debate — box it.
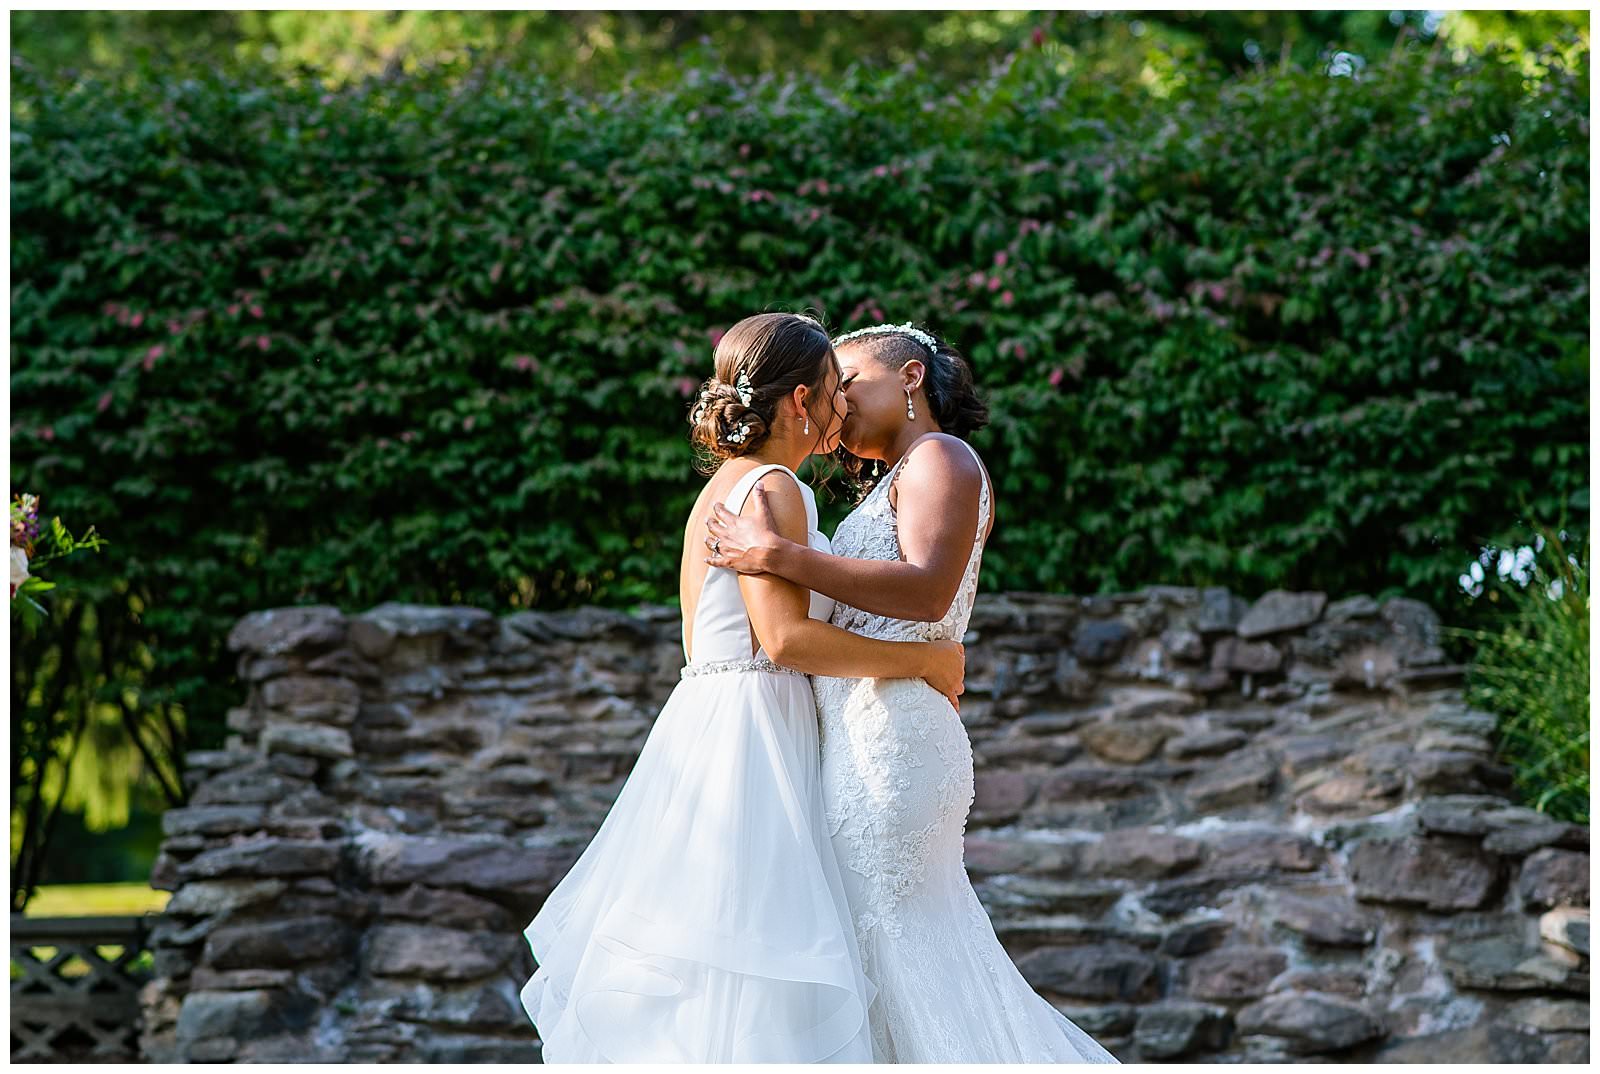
[519,312,966,1063]
[706,323,1119,1063]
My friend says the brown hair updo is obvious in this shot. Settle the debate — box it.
[687,312,835,472]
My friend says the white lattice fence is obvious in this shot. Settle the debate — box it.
[10,914,159,1062]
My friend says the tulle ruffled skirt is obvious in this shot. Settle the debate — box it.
[520,670,874,1063]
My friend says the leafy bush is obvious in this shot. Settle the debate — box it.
[1449,526,1590,823]
[9,42,1590,777]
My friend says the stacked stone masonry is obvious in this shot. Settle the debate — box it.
[140,588,1590,1063]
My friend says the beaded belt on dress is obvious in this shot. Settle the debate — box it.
[679,656,805,679]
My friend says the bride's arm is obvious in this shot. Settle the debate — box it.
[709,439,986,622]
[736,475,964,704]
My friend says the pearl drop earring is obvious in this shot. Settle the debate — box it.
[905,387,916,421]
[803,413,809,435]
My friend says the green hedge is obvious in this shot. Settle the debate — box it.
[10,45,1589,748]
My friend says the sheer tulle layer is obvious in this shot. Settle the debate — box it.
[520,671,874,1063]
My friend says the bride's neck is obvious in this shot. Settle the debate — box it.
[881,420,941,469]
[745,435,808,474]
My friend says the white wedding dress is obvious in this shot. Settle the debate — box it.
[520,463,875,1063]
[812,438,1120,1063]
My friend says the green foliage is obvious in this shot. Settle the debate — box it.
[1448,526,1590,823]
[11,493,109,627]
[10,10,1588,89]
[8,41,1590,814]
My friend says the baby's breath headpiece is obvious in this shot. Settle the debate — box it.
[833,322,938,355]
[726,365,755,443]
[689,363,756,426]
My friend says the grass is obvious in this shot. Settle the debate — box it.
[17,882,169,918]
[1444,525,1590,824]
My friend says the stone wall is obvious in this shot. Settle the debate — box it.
[140,589,1590,1063]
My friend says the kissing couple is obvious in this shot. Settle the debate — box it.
[520,312,1117,1064]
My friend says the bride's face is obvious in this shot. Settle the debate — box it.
[807,359,849,455]
[835,343,904,458]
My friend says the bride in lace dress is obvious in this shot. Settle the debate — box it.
[705,323,1119,1063]
[519,313,966,1062]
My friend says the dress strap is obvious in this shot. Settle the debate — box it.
[950,438,992,542]
[884,435,990,542]
[726,462,814,531]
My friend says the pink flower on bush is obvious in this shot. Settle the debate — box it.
[870,307,884,322]
[513,356,536,372]
[709,327,726,347]
[873,165,889,178]
[97,392,113,413]
[675,377,697,397]
[249,304,264,318]
[968,271,986,289]
[143,345,165,371]
[463,416,476,432]
[1048,367,1064,387]
[1000,290,1014,307]
[39,426,55,442]
[400,431,416,444]
[227,304,241,316]
[987,276,1002,292]
[130,312,144,328]
[808,208,822,222]
[994,251,1008,267]
[256,336,270,351]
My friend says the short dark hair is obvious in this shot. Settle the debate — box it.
[833,324,987,494]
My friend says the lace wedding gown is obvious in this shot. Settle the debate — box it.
[811,438,1120,1063]
[520,463,875,1063]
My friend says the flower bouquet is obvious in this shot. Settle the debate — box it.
[11,493,107,620]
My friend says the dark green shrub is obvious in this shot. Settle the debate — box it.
[9,43,1589,774]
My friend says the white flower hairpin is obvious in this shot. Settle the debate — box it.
[734,365,754,406]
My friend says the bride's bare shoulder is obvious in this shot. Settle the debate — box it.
[899,434,983,491]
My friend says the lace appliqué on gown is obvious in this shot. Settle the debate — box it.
[814,440,1120,1064]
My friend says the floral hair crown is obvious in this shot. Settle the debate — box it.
[832,322,938,355]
